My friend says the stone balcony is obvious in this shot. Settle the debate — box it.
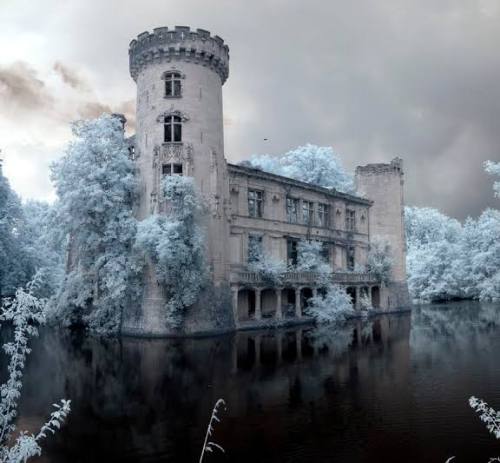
[230,270,379,287]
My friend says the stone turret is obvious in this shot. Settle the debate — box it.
[122,26,233,336]
[355,158,410,309]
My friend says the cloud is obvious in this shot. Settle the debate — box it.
[0,61,53,110]
[0,0,499,219]
[77,99,135,132]
[53,61,89,91]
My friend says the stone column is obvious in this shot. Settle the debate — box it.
[295,288,301,317]
[355,286,360,310]
[232,286,239,326]
[276,288,283,320]
[255,288,262,320]
[312,287,318,298]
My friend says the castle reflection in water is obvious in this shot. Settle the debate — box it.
[15,314,412,463]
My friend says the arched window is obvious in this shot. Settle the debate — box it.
[164,72,182,98]
[164,115,182,142]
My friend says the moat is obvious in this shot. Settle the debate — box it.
[14,301,500,463]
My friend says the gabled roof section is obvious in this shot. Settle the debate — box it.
[228,163,372,206]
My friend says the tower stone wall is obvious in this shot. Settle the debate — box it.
[355,158,410,309]
[122,26,233,336]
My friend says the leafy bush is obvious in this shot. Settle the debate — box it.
[0,281,70,462]
[135,176,207,327]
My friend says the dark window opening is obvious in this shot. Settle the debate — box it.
[164,115,182,143]
[347,246,355,271]
[162,163,183,176]
[164,72,182,97]
[287,238,298,267]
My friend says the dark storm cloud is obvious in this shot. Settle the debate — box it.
[0,61,53,110]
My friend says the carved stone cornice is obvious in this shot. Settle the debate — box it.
[156,106,189,122]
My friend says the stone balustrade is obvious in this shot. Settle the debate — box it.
[230,270,378,286]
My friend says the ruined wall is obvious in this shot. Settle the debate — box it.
[355,158,410,309]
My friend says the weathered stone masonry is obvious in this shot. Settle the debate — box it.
[121,26,410,337]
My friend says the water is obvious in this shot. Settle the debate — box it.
[12,301,500,462]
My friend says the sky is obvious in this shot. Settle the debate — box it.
[0,0,499,220]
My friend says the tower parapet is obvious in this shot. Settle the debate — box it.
[129,26,230,84]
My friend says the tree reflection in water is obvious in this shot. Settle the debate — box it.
[11,300,500,463]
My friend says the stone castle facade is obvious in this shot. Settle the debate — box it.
[121,26,410,337]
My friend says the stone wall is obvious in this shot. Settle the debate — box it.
[355,158,410,308]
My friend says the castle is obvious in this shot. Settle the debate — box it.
[121,26,410,337]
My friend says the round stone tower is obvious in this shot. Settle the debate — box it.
[124,26,233,336]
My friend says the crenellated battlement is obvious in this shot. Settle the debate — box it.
[355,157,404,175]
[129,26,230,84]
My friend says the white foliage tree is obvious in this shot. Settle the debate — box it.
[485,160,500,198]
[50,115,141,335]
[366,237,393,285]
[0,279,70,462]
[296,240,331,276]
[0,160,31,299]
[462,209,500,301]
[405,206,467,301]
[244,144,355,193]
[294,239,354,323]
[306,284,354,324]
[405,205,500,302]
[135,176,207,327]
[21,201,65,299]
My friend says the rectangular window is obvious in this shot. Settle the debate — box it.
[287,238,298,267]
[346,209,356,232]
[347,246,355,271]
[320,242,330,263]
[248,189,264,218]
[286,197,299,223]
[302,201,314,225]
[248,235,263,263]
[162,163,183,176]
[317,203,329,227]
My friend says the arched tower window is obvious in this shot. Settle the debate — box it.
[164,71,182,98]
[164,115,182,142]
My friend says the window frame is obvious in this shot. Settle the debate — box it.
[162,163,183,176]
[164,71,182,98]
[317,203,329,227]
[248,234,263,264]
[247,189,264,218]
[345,208,356,232]
[286,197,299,223]
[347,246,355,271]
[164,115,182,143]
[287,238,298,267]
[302,200,314,225]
